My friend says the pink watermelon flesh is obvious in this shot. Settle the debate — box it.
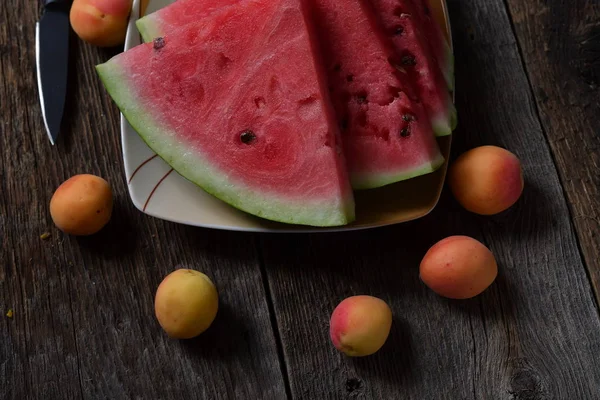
[97,0,355,227]
[136,0,241,42]
[306,0,445,189]
[137,0,453,93]
[413,0,454,91]
[139,0,448,187]
[368,0,457,136]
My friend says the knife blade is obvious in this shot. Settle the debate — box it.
[36,0,72,145]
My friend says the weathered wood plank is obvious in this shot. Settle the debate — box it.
[0,2,83,399]
[0,1,286,398]
[505,0,600,303]
[260,0,600,398]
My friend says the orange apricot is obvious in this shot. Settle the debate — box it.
[448,145,524,215]
[420,236,497,299]
[70,0,132,47]
[50,174,113,236]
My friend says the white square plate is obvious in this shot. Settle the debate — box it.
[119,0,454,232]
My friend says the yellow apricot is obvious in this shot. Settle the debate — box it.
[154,269,219,339]
[329,295,392,356]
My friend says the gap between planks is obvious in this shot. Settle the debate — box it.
[255,235,293,400]
[499,0,600,318]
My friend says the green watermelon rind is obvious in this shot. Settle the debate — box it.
[351,153,445,190]
[427,35,457,134]
[96,61,356,227]
[432,103,457,137]
[136,15,163,42]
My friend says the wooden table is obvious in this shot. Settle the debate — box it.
[2,0,599,398]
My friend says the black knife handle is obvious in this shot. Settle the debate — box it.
[44,0,72,8]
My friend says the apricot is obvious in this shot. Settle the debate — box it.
[154,269,219,339]
[448,145,524,215]
[70,0,132,47]
[50,174,113,236]
[420,236,497,299]
[329,295,392,357]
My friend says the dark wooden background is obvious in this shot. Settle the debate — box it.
[1,0,599,398]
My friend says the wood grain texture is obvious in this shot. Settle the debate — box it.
[0,1,286,398]
[3,0,600,398]
[504,0,600,304]
[260,0,600,398]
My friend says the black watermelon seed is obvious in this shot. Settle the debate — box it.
[402,114,416,121]
[401,55,417,66]
[153,37,166,50]
[240,129,256,144]
[357,95,367,104]
[400,126,411,137]
[394,26,405,35]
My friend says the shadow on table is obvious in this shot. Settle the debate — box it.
[174,222,265,265]
[75,195,139,258]
[481,179,558,241]
[444,272,516,316]
[59,33,124,152]
[351,317,415,382]
[346,273,518,389]
[179,303,249,361]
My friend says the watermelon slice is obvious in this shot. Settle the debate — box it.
[367,0,457,136]
[137,0,454,95]
[306,0,445,189]
[413,0,454,91]
[135,0,240,42]
[97,0,355,227]
[137,0,448,187]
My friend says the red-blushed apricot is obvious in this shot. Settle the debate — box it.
[50,174,113,236]
[448,145,524,215]
[420,236,497,299]
[154,269,219,339]
[70,0,132,47]
[329,295,392,356]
